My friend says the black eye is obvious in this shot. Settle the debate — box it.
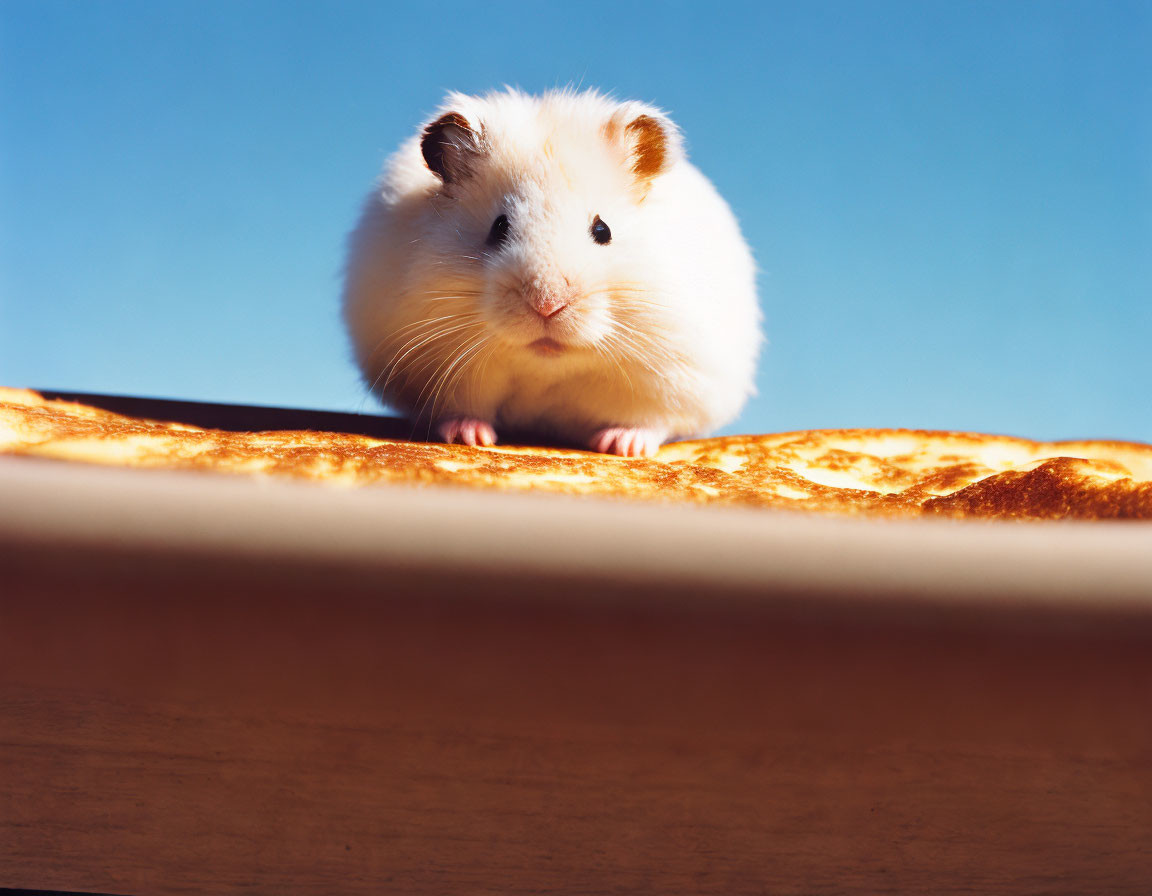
[486,214,510,247]
[590,215,611,245]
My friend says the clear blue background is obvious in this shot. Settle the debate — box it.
[2,0,1149,441]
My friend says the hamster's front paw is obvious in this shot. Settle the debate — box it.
[589,426,667,458]
[437,416,497,448]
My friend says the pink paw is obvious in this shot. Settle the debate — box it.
[437,416,497,448]
[589,426,666,458]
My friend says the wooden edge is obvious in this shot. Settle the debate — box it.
[3,456,1152,629]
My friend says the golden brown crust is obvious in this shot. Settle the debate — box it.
[2,387,1151,521]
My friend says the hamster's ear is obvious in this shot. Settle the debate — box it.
[421,111,482,184]
[605,104,684,187]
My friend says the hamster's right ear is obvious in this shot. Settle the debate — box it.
[421,111,483,185]
[604,103,685,190]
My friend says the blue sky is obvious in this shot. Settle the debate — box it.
[2,0,1149,441]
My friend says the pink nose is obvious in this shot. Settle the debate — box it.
[525,287,571,319]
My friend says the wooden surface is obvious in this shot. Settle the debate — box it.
[2,444,1152,894]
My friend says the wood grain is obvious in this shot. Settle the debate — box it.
[3,539,1151,895]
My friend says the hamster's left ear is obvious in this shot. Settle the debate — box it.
[605,104,684,188]
[421,110,483,185]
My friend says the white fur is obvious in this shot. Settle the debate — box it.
[342,88,762,447]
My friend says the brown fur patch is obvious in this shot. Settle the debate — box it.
[625,115,667,181]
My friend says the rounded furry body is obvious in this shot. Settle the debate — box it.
[343,89,761,455]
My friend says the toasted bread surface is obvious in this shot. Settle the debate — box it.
[2,387,1150,520]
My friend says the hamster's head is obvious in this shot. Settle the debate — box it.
[411,90,685,362]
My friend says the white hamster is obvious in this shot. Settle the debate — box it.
[343,88,761,456]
